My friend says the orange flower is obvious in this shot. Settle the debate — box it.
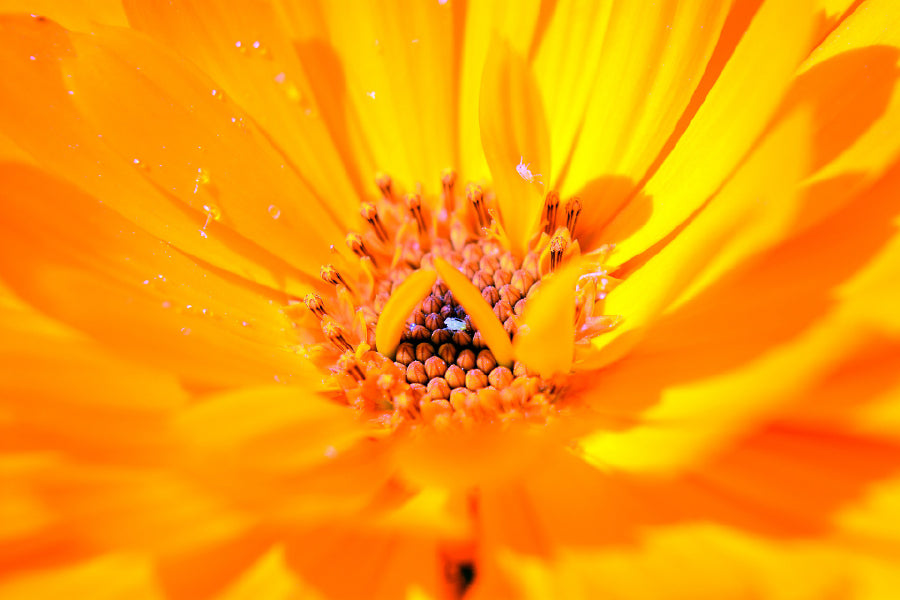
[2,0,900,598]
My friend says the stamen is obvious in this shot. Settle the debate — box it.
[320,264,352,291]
[441,169,457,212]
[345,232,378,267]
[322,318,354,352]
[543,191,559,234]
[303,292,327,319]
[375,172,393,200]
[406,193,428,236]
[466,184,489,230]
[360,201,389,243]
[565,196,582,237]
[337,352,365,381]
[549,231,568,272]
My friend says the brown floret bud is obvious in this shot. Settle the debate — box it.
[481,285,500,306]
[424,356,448,379]
[471,331,485,349]
[395,342,415,365]
[416,343,435,362]
[426,377,451,399]
[488,366,514,389]
[500,285,523,306]
[423,295,442,314]
[431,328,452,345]
[493,299,512,322]
[432,281,449,296]
[493,269,512,288]
[476,349,497,374]
[445,365,466,388]
[503,317,518,336]
[465,369,488,391]
[456,349,476,371]
[406,361,428,384]
[425,313,444,331]
[410,325,431,342]
[438,343,457,364]
[452,330,472,347]
[514,298,527,316]
[462,260,479,279]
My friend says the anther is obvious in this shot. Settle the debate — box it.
[345,232,378,267]
[303,293,327,319]
[565,196,582,237]
[360,202,389,243]
[374,172,393,200]
[441,169,457,212]
[466,184,489,229]
[320,264,351,291]
[549,232,568,272]
[322,318,354,352]
[337,353,365,381]
[543,191,559,234]
[406,193,428,236]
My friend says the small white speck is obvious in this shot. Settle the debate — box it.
[274,71,286,84]
[235,41,242,48]
[366,90,376,99]
[252,40,260,49]
[181,327,191,335]
[29,56,35,61]
[324,446,338,459]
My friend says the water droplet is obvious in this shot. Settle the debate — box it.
[198,229,208,239]
[274,71,286,84]
[193,167,211,194]
[211,89,224,101]
[366,91,376,99]
[267,204,281,219]
[181,327,191,335]
[324,446,338,459]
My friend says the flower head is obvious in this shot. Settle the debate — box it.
[2,1,900,598]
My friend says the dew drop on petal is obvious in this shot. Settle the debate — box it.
[180,327,191,335]
[267,204,281,219]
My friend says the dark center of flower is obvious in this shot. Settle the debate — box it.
[303,170,587,430]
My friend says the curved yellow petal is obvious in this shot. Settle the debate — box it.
[480,39,550,257]
[514,261,581,377]
[433,257,513,367]
[374,268,436,358]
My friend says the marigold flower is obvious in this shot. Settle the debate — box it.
[2,1,900,598]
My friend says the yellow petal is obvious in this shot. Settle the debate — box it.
[433,257,513,367]
[480,39,550,257]
[374,267,437,357]
[458,0,542,184]
[514,261,581,377]
[606,0,814,265]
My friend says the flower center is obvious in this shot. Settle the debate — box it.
[303,170,590,430]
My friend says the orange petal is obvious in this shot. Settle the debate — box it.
[123,0,366,213]
[434,257,513,367]
[479,39,550,257]
[0,15,314,297]
[458,0,543,184]
[514,261,581,377]
[0,163,307,388]
[375,268,437,357]
[0,555,165,600]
